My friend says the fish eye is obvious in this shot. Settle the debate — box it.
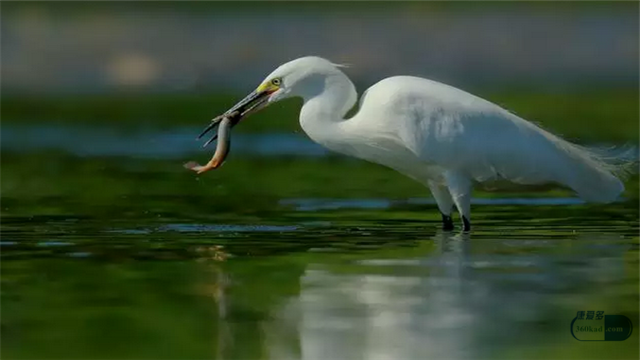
[271,78,281,86]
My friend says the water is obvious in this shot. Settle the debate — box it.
[2,209,638,359]
[2,124,638,359]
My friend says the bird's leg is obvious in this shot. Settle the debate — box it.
[461,216,471,232]
[428,182,455,231]
[452,193,472,232]
[441,213,454,231]
[444,172,473,232]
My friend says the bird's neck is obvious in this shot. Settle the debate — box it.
[298,73,358,150]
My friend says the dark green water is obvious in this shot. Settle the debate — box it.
[2,119,639,359]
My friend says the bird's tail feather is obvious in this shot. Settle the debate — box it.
[557,142,637,203]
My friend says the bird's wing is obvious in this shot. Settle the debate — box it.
[361,76,624,202]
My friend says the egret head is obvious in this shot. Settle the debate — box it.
[217,56,349,121]
[190,57,351,174]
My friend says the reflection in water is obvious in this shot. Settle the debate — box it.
[2,211,637,359]
[202,231,632,360]
[293,232,473,360]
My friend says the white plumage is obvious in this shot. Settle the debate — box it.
[226,56,627,230]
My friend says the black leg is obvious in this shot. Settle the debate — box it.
[462,216,471,232]
[441,213,454,231]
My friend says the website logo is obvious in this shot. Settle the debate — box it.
[571,311,633,341]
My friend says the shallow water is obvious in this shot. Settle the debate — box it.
[2,206,638,359]
[1,123,639,359]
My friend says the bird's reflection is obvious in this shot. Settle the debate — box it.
[292,231,478,360]
[196,230,630,360]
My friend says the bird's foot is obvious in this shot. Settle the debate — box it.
[441,214,454,231]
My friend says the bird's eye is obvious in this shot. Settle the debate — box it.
[271,78,281,86]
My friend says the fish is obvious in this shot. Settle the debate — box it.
[185,87,272,174]
[184,111,241,174]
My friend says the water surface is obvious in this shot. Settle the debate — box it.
[1,122,638,359]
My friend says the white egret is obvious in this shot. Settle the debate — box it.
[189,56,626,231]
